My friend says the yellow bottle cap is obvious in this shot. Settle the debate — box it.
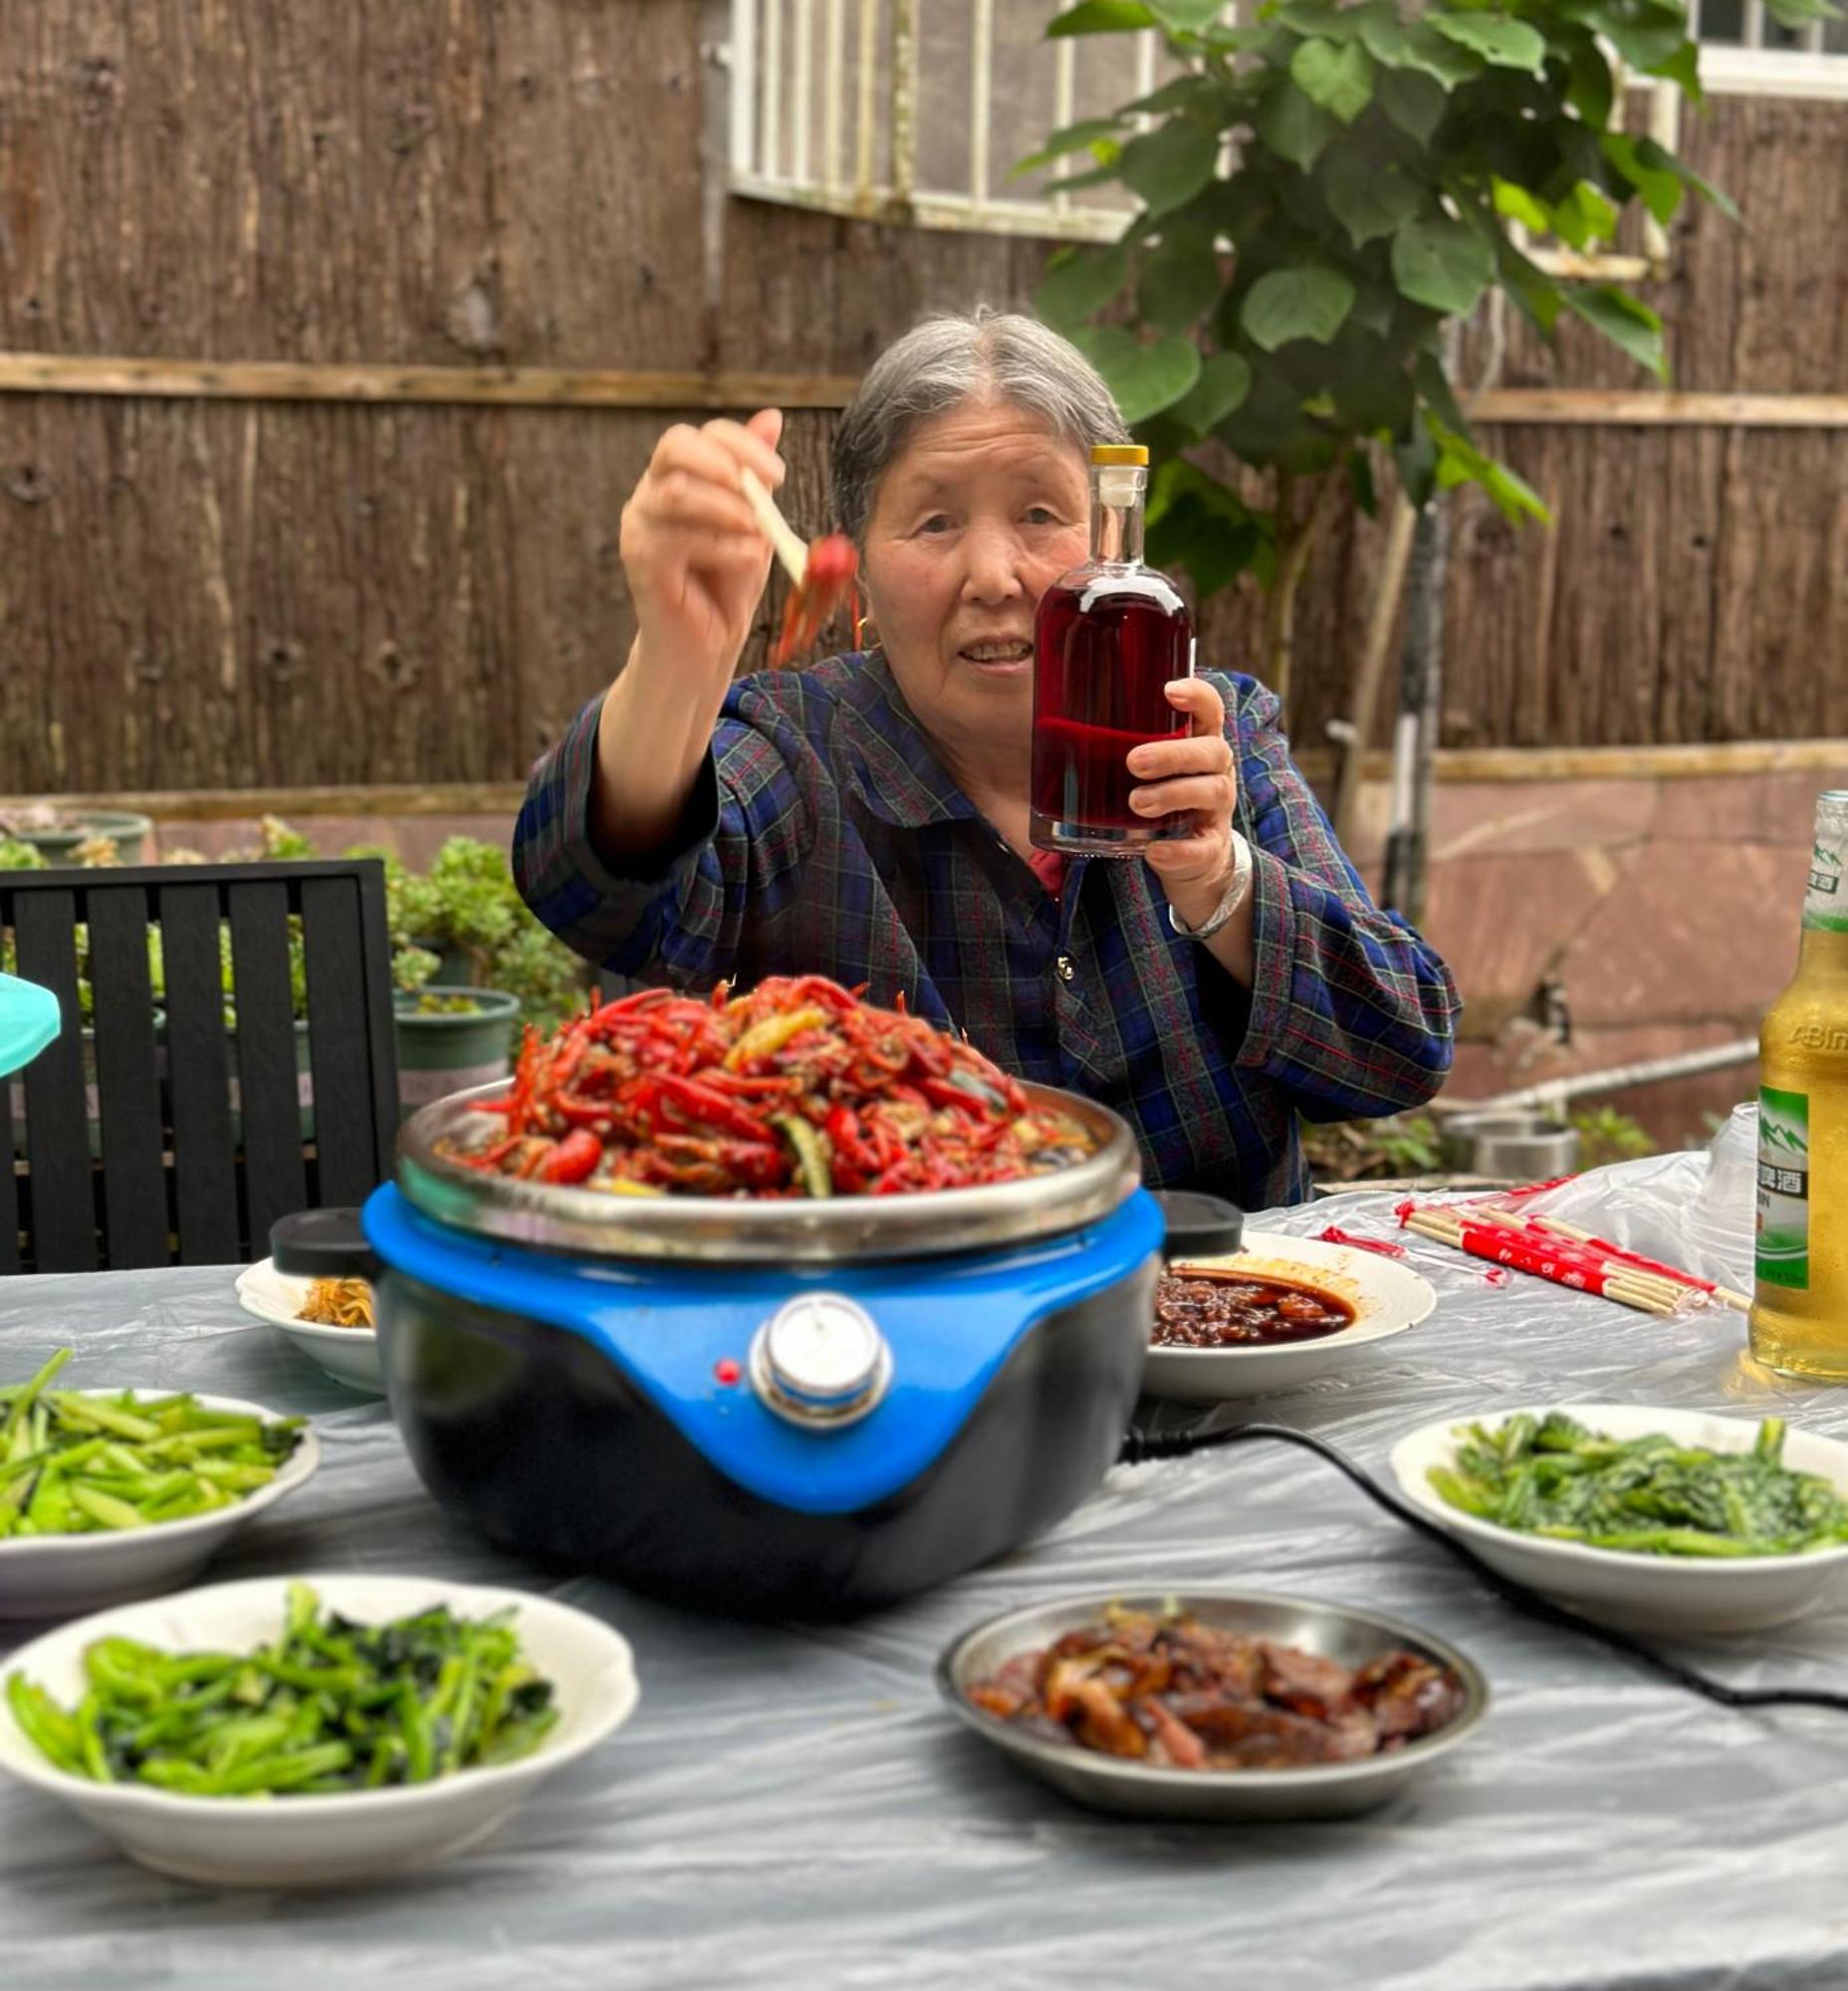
[1090,444,1149,466]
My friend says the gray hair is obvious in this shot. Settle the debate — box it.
[830,308,1129,543]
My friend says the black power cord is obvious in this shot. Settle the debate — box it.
[1118,1420,1848,1715]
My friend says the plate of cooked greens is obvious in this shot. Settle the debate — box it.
[0,1350,320,1620]
[0,1574,639,1887]
[1393,1404,1848,1635]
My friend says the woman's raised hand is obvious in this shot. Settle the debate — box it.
[1127,675,1243,927]
[619,409,787,694]
[591,410,786,863]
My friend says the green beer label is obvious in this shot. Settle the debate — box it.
[1806,809,1848,933]
[1757,1086,1811,1289]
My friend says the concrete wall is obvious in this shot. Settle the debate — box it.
[1343,770,1823,1143]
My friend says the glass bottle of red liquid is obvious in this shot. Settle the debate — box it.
[1030,443,1192,856]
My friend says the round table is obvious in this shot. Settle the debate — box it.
[4,1190,1845,1991]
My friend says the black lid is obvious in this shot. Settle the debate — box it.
[1151,1190,1245,1261]
[270,1208,377,1281]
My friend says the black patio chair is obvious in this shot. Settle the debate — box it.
[2,858,398,1273]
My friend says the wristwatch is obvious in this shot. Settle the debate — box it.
[1167,832,1253,943]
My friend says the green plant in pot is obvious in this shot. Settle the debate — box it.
[0,804,153,867]
[416,839,520,990]
[349,838,585,1117]
[389,837,589,1026]
[390,984,524,1118]
[386,918,521,1119]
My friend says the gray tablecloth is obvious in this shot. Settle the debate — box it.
[5,1191,1848,1991]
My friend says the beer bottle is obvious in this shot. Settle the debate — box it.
[1750,789,1848,1378]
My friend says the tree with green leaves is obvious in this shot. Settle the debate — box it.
[1024,0,1827,709]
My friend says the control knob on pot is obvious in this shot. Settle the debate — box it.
[749,1293,892,1428]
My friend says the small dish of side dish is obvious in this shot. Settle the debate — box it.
[235,1260,384,1397]
[0,1574,639,1887]
[938,1590,1487,1821]
[1141,1231,1438,1403]
[0,1353,320,1620]
[1393,1404,1848,1635]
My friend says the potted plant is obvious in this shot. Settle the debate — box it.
[351,837,588,1117]
[0,838,49,873]
[0,803,154,867]
[389,953,524,1120]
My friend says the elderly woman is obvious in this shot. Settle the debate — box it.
[514,311,1458,1209]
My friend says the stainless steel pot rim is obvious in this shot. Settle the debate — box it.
[936,1586,1491,1791]
[394,1079,1143,1264]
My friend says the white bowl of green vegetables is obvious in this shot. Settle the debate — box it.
[1392,1404,1848,1636]
[0,1573,640,1888]
[0,1350,320,1621]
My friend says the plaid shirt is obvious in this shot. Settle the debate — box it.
[513,653,1459,1210]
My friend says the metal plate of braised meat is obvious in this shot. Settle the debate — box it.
[1142,1231,1438,1404]
[938,1590,1488,1821]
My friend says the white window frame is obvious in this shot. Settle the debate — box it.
[1692,0,1848,100]
[726,0,1180,244]
[1697,46,1848,100]
[724,0,1843,273]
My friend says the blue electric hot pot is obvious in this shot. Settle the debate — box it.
[361,1082,1162,1618]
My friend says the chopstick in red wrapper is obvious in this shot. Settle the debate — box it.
[1525,1215,1752,1313]
[1471,1206,1743,1312]
[1411,1216,1678,1314]
[1315,1225,1409,1260]
[1399,1204,1686,1316]
[1496,1174,1582,1204]
[1417,1198,1731,1313]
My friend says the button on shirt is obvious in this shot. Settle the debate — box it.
[513,651,1459,1211]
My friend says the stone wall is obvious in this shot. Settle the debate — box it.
[1343,770,1823,1144]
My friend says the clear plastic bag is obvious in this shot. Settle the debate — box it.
[1519,1101,1755,1292]
[1688,1101,1758,1284]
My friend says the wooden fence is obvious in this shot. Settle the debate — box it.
[0,2,1844,796]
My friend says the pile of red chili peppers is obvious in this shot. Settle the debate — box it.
[443,976,1096,1199]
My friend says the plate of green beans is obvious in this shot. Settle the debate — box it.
[0,1349,319,1620]
[0,1574,639,1887]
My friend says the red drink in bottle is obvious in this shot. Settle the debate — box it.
[1031,444,1192,856]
